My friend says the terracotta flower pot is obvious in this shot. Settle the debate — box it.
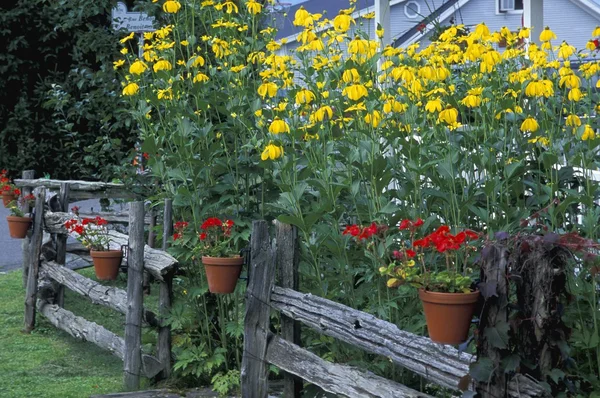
[2,193,16,207]
[202,256,244,294]
[419,289,480,345]
[90,250,123,281]
[6,216,32,239]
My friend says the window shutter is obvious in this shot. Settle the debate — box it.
[499,0,515,11]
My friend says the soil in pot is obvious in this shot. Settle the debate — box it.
[6,216,32,239]
[90,250,123,281]
[419,289,480,345]
[202,256,244,294]
[2,194,16,207]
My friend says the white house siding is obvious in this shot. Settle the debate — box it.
[437,0,522,36]
[544,0,599,51]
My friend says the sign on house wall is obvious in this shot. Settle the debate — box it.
[111,2,155,32]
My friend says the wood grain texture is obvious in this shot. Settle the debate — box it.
[124,202,145,389]
[44,211,177,281]
[40,261,158,327]
[37,300,162,378]
[14,178,135,200]
[266,335,433,398]
[55,182,70,307]
[20,170,35,288]
[24,187,46,333]
[241,220,275,398]
[274,222,302,398]
[270,285,472,390]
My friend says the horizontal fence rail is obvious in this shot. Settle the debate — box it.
[14,178,136,200]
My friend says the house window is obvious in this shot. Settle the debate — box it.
[499,0,523,12]
[404,1,421,19]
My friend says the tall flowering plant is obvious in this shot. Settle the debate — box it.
[64,216,112,251]
[379,219,480,293]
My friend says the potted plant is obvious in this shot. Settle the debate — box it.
[186,217,246,294]
[1,170,20,208]
[344,218,480,345]
[383,219,480,345]
[64,216,122,281]
[6,194,35,239]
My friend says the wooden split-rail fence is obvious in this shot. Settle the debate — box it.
[15,172,177,390]
[241,220,548,398]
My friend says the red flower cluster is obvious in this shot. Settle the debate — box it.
[200,217,234,240]
[399,218,424,231]
[413,225,478,253]
[65,216,109,234]
[173,221,189,241]
[343,222,384,240]
[0,170,19,196]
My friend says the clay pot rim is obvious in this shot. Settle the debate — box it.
[419,288,480,305]
[90,249,123,258]
[6,216,32,222]
[202,256,244,266]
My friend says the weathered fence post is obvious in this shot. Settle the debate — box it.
[241,220,275,398]
[157,198,173,380]
[275,221,302,398]
[477,244,509,397]
[55,183,70,307]
[124,201,145,389]
[21,170,34,288]
[24,187,46,333]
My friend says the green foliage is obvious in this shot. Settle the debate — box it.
[0,0,137,180]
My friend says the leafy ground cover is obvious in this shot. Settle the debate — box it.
[0,268,148,398]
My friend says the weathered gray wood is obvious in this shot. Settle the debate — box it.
[24,187,46,333]
[14,178,135,200]
[270,286,472,391]
[478,245,508,397]
[40,261,159,327]
[161,199,172,251]
[76,211,152,225]
[157,272,173,380]
[241,220,275,398]
[266,335,433,398]
[157,198,174,380]
[37,300,163,378]
[274,222,302,398]
[270,287,545,397]
[148,209,156,248]
[55,182,70,307]
[21,170,35,288]
[124,201,145,390]
[44,211,177,281]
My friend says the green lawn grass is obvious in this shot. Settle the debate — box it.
[0,268,156,398]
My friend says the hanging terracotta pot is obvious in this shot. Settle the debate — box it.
[202,256,244,294]
[2,193,16,207]
[90,250,123,281]
[419,289,480,345]
[6,216,32,239]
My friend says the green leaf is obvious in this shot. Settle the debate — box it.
[548,368,565,384]
[469,358,494,382]
[484,321,510,349]
[501,354,520,373]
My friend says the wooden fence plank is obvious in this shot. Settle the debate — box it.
[37,300,163,378]
[241,220,275,398]
[274,222,302,398]
[55,182,70,307]
[24,187,46,333]
[14,178,135,200]
[157,198,173,380]
[270,286,471,391]
[124,201,145,389]
[40,261,158,327]
[20,170,35,287]
[266,335,433,398]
